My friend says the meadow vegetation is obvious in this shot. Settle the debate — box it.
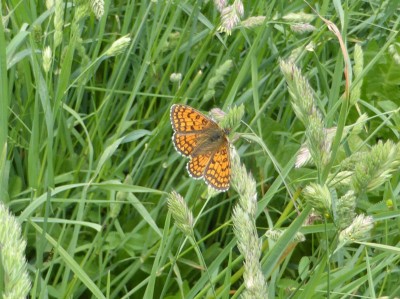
[1,0,400,298]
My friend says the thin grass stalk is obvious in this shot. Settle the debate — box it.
[0,7,8,201]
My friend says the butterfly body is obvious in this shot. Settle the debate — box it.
[170,104,231,191]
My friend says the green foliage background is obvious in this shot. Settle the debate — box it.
[1,0,400,298]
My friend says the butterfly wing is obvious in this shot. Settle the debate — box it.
[204,142,230,191]
[170,104,214,133]
[172,133,201,157]
[187,152,212,178]
[170,104,231,192]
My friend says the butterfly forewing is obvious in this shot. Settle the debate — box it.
[170,104,214,132]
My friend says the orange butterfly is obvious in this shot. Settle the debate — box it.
[170,104,231,191]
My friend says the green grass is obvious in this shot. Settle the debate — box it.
[1,0,400,298]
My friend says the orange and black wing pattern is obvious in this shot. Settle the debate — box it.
[170,104,214,132]
[204,143,230,191]
[170,104,231,192]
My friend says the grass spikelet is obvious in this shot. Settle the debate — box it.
[203,60,233,101]
[90,0,104,19]
[241,16,266,28]
[279,60,317,127]
[218,0,244,35]
[211,103,244,131]
[265,229,305,243]
[305,114,330,169]
[170,72,182,83]
[290,23,316,34]
[334,190,356,229]
[350,44,364,105]
[338,214,374,246]
[281,59,331,170]
[302,183,332,217]
[104,35,131,57]
[282,12,315,23]
[231,149,267,297]
[214,0,227,12]
[0,202,31,298]
[53,0,64,48]
[167,191,194,237]
[388,43,400,65]
[42,46,52,73]
[352,140,400,193]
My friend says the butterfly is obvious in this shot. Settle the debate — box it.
[170,104,231,191]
